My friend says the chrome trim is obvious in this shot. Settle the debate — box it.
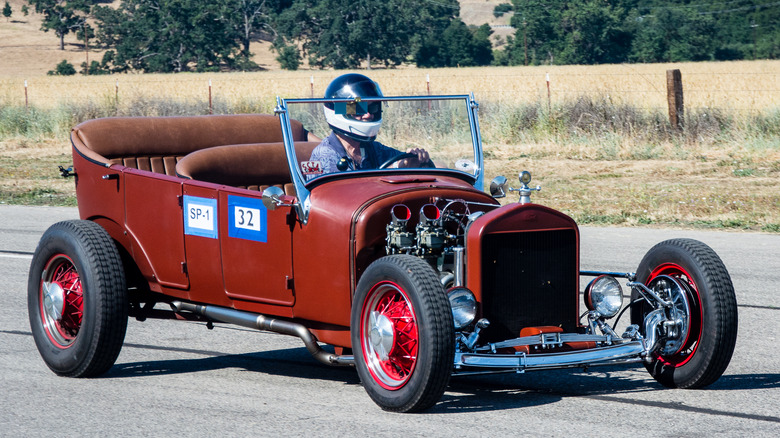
[455,341,645,371]
[171,301,354,367]
[467,93,484,191]
[580,270,636,280]
[275,97,311,224]
[628,281,673,308]
[642,308,666,354]
[453,247,465,287]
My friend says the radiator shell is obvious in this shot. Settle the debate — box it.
[465,203,580,342]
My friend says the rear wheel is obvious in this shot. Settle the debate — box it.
[631,239,737,388]
[352,255,454,412]
[28,220,128,377]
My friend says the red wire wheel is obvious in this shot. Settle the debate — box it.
[360,281,419,389]
[39,254,84,348]
[28,220,128,377]
[352,255,454,412]
[632,239,738,388]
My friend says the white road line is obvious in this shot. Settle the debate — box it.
[0,253,33,260]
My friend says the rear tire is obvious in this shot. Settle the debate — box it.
[28,220,128,377]
[631,239,737,388]
[352,255,454,412]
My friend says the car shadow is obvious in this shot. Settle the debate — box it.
[104,343,780,413]
[105,346,360,385]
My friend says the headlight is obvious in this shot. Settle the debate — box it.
[585,275,623,318]
[447,287,477,330]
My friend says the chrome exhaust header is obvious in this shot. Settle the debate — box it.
[170,301,354,367]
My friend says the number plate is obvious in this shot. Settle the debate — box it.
[183,195,218,239]
[228,195,268,242]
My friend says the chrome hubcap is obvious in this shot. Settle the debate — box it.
[42,280,66,321]
[369,311,395,361]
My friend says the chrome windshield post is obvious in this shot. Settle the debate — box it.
[467,93,484,192]
[276,97,312,224]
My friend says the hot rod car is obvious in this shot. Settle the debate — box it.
[29,93,738,412]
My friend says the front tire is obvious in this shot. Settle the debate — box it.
[352,255,454,412]
[28,220,128,377]
[631,239,737,388]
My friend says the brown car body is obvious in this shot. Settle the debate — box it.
[29,96,737,413]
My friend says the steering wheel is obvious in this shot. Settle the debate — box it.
[378,152,435,169]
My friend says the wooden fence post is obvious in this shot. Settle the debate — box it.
[208,79,213,115]
[666,69,684,130]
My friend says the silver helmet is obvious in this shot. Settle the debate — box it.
[323,73,383,142]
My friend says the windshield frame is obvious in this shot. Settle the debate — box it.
[275,94,484,224]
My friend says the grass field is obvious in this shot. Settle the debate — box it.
[1,60,778,113]
[0,61,778,232]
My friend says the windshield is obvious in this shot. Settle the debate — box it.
[278,95,483,188]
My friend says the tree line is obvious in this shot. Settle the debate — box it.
[26,0,779,74]
[497,0,779,65]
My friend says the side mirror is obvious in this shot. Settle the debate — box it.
[489,176,508,198]
[261,186,285,211]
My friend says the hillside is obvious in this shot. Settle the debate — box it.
[0,0,513,78]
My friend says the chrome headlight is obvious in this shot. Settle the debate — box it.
[585,275,623,318]
[447,287,477,330]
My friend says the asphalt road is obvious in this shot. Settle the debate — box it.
[1,205,778,436]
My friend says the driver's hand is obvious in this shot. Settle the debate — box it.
[399,147,430,168]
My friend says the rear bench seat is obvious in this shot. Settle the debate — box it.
[71,114,309,177]
[174,142,320,195]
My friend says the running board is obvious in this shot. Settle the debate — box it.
[170,301,354,367]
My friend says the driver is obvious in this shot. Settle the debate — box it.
[307,74,429,178]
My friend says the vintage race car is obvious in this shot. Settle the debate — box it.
[29,93,738,412]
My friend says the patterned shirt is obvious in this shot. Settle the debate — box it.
[307,132,402,180]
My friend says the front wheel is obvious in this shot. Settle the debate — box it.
[28,220,128,377]
[352,255,454,412]
[631,239,737,388]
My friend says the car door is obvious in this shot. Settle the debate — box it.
[217,187,295,306]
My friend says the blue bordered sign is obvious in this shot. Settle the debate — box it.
[183,195,218,239]
[228,195,267,243]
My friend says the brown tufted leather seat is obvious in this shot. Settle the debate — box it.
[175,142,320,195]
[70,114,309,176]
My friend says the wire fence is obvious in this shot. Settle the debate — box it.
[1,62,778,115]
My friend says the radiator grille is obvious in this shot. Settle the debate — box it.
[480,229,578,342]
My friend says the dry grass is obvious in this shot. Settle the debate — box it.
[1,60,778,115]
[2,127,779,231]
[486,145,780,231]
[1,43,778,231]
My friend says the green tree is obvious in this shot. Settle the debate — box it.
[48,59,76,75]
[3,2,12,21]
[275,42,300,70]
[507,0,632,65]
[27,0,92,50]
[629,8,716,62]
[93,0,241,72]
[416,20,493,67]
[277,0,458,69]
[232,0,290,61]
[493,3,512,18]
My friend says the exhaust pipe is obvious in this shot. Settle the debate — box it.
[170,301,354,367]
